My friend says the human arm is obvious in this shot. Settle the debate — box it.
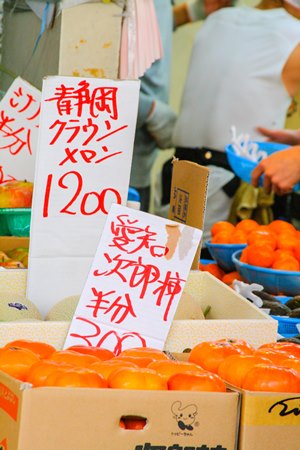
[251,146,300,195]
[173,0,232,27]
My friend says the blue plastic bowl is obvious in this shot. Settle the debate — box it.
[225,141,292,186]
[205,241,247,272]
[233,250,300,296]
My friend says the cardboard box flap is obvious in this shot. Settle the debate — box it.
[168,159,209,269]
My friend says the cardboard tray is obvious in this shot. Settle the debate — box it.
[0,271,278,350]
[0,370,240,450]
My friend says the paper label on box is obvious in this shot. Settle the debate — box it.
[242,394,300,426]
[64,204,202,353]
[27,76,140,316]
[0,77,41,183]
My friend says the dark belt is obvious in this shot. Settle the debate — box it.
[174,146,240,198]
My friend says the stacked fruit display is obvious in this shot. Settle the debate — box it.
[0,180,33,236]
[1,338,299,393]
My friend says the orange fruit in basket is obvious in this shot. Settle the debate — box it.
[0,346,40,381]
[147,360,204,381]
[118,347,170,361]
[247,229,277,249]
[43,367,108,388]
[268,220,297,235]
[108,367,167,390]
[168,371,226,392]
[89,360,138,380]
[246,243,275,268]
[188,340,243,373]
[66,345,115,361]
[235,219,259,234]
[280,358,300,374]
[273,249,295,261]
[258,342,300,358]
[26,360,72,387]
[211,230,232,244]
[201,263,225,280]
[229,230,247,244]
[294,244,300,262]
[272,256,300,271]
[276,233,299,251]
[222,271,242,285]
[49,350,100,367]
[242,365,300,393]
[217,354,271,388]
[114,356,155,368]
[211,221,235,236]
[239,247,249,263]
[4,339,56,359]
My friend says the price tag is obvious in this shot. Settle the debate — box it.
[0,77,41,183]
[27,76,140,316]
[64,204,202,353]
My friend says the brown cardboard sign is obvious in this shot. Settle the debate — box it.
[168,159,209,269]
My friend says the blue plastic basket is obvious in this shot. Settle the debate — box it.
[271,315,300,338]
[225,141,300,190]
[233,250,300,296]
[205,240,247,272]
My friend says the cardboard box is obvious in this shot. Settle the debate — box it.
[0,236,29,254]
[174,354,300,450]
[238,389,300,450]
[0,271,277,350]
[0,370,240,450]
[0,3,121,92]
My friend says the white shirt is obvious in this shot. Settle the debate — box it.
[173,7,300,151]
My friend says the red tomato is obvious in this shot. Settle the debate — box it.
[242,365,300,393]
[168,371,226,392]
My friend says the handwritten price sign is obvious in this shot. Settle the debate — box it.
[64,204,202,353]
[27,76,140,316]
[0,77,41,183]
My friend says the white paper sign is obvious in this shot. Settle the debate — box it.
[0,77,41,183]
[27,76,140,317]
[64,204,202,353]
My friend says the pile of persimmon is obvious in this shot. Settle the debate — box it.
[0,339,226,392]
[210,219,300,271]
[188,338,300,393]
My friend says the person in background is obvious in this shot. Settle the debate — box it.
[174,0,232,25]
[171,0,300,239]
[130,0,232,212]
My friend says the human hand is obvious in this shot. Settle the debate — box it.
[146,100,177,149]
[256,126,300,146]
[251,146,300,195]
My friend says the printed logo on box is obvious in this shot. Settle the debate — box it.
[0,438,8,450]
[0,383,19,421]
[171,401,198,431]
